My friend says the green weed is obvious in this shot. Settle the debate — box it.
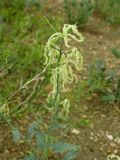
[0,0,64,116]
[87,59,114,94]
[87,56,120,105]
[1,24,84,160]
[63,0,94,26]
[99,48,120,104]
[94,0,120,26]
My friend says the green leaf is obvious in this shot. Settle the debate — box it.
[24,153,38,160]
[96,59,105,72]
[111,48,120,58]
[27,121,38,140]
[102,94,116,102]
[63,150,78,160]
[52,142,79,153]
[35,131,46,149]
[77,119,90,127]
[107,69,116,80]
[25,0,41,8]
[12,128,21,143]
[51,122,66,130]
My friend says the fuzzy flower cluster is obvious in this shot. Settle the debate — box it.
[44,24,83,117]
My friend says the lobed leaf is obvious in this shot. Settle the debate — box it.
[63,150,78,160]
[12,127,21,143]
[111,48,120,58]
[24,153,38,160]
[52,142,79,153]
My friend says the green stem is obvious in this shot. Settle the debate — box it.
[44,40,63,160]
[50,40,63,127]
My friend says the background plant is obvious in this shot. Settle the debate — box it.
[63,0,94,26]
[87,59,115,94]
[94,0,120,26]
[1,24,84,160]
[110,48,120,104]
[98,48,120,104]
[0,0,64,116]
[87,54,120,105]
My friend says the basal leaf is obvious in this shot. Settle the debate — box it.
[27,121,38,140]
[52,142,79,153]
[51,122,66,130]
[102,94,116,102]
[111,48,120,58]
[12,127,21,143]
[24,153,38,160]
[63,150,78,160]
[35,131,46,149]
[96,59,105,72]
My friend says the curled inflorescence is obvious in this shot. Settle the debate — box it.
[44,24,83,118]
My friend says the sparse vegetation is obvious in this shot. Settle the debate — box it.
[63,0,94,26]
[94,0,120,26]
[0,0,120,160]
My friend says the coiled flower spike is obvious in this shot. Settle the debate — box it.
[44,24,84,118]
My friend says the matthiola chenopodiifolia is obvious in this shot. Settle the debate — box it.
[44,24,84,118]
